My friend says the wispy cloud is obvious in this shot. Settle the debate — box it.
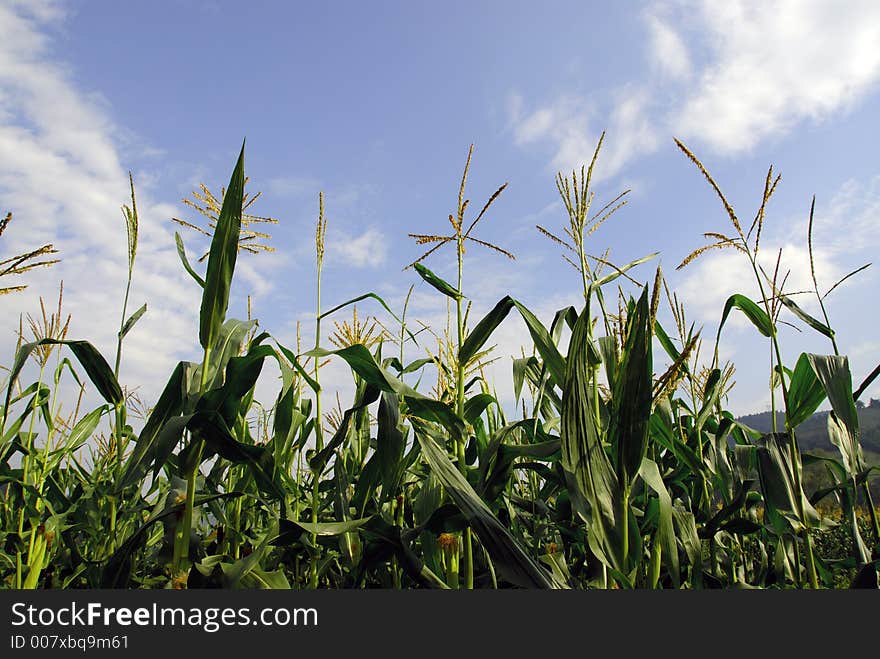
[645,11,692,81]
[508,1,880,172]
[0,3,259,405]
[674,1,880,154]
[507,91,651,179]
[675,241,842,329]
[663,156,880,412]
[673,171,880,330]
[326,226,389,268]
[810,175,880,253]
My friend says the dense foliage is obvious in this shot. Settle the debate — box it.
[1,138,877,590]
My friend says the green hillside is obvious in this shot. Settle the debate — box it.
[737,401,880,504]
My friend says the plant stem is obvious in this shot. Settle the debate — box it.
[114,271,132,379]
[619,486,630,580]
[455,235,474,589]
[173,343,211,577]
[16,360,46,588]
[750,255,818,587]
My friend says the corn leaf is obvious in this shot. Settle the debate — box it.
[175,231,206,288]
[786,352,827,427]
[639,457,680,587]
[414,421,564,588]
[779,294,834,339]
[4,339,122,410]
[413,262,462,300]
[376,390,405,498]
[717,293,774,341]
[611,287,653,485]
[199,142,246,350]
[588,252,658,293]
[807,354,862,473]
[118,303,147,340]
[119,361,191,490]
[561,307,632,576]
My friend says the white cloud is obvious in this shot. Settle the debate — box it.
[0,4,260,409]
[507,91,656,180]
[6,0,65,22]
[327,226,388,268]
[675,241,842,328]
[645,12,691,81]
[674,0,880,154]
[811,175,880,254]
[673,166,880,332]
[508,1,880,171]
[670,170,880,413]
[605,87,660,175]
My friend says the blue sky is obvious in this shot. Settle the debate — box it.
[2,0,880,418]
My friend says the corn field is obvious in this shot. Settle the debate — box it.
[1,136,878,591]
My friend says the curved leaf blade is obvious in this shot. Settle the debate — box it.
[199,141,245,350]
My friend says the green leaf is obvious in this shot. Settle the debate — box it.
[175,231,206,288]
[151,414,193,482]
[220,531,277,588]
[413,262,462,300]
[786,352,827,427]
[187,410,284,499]
[654,320,681,363]
[101,491,241,587]
[778,294,834,339]
[717,293,774,341]
[513,300,567,388]
[67,341,123,405]
[457,296,566,387]
[755,433,821,533]
[414,422,564,589]
[550,305,578,337]
[512,356,537,403]
[4,340,122,412]
[119,361,191,490]
[694,368,722,432]
[588,252,658,292]
[478,421,557,501]
[287,517,373,537]
[307,343,465,442]
[400,357,433,374]
[238,567,291,590]
[611,287,653,486]
[307,344,401,393]
[199,141,246,350]
[463,393,496,425]
[273,340,321,393]
[560,306,631,576]
[807,354,861,472]
[118,303,147,340]
[639,457,679,587]
[376,390,405,498]
[649,405,704,477]
[50,405,108,466]
[199,318,254,391]
[197,342,273,426]
[460,296,513,365]
[672,504,702,570]
[309,383,381,473]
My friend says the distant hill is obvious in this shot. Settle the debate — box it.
[736,400,880,454]
[736,401,880,504]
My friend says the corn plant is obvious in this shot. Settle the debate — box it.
[0,135,877,592]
